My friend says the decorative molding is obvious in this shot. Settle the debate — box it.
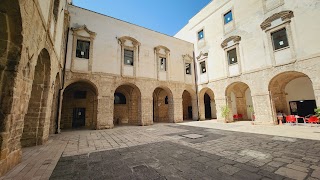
[154,45,170,54]
[182,54,193,62]
[260,10,294,30]
[196,51,208,60]
[71,24,97,37]
[221,36,241,48]
[118,36,141,46]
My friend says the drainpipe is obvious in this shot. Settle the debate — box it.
[55,25,70,134]
[193,51,200,121]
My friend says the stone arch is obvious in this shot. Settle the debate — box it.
[199,88,217,120]
[49,73,61,134]
[61,81,98,130]
[21,49,51,147]
[64,78,99,96]
[182,89,197,121]
[0,0,23,175]
[153,86,174,123]
[225,82,253,120]
[113,83,142,126]
[268,71,316,121]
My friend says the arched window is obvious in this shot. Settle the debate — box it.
[114,93,126,104]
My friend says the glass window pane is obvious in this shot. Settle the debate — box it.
[185,63,191,75]
[76,40,90,59]
[200,61,206,74]
[160,58,166,71]
[224,11,233,24]
[271,28,289,50]
[227,48,238,65]
[124,49,134,65]
[198,30,204,40]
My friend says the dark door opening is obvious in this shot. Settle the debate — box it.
[188,106,192,119]
[73,108,86,128]
[289,100,317,118]
[204,93,212,119]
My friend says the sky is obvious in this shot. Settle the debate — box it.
[72,0,212,36]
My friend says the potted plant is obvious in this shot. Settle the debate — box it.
[314,108,320,117]
[248,106,255,125]
[221,106,231,123]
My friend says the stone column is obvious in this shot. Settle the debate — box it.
[141,97,153,126]
[192,97,199,121]
[215,98,226,123]
[173,98,183,123]
[251,93,274,125]
[96,96,114,129]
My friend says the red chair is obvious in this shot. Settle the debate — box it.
[233,114,239,120]
[305,116,319,126]
[286,115,296,125]
[238,114,243,119]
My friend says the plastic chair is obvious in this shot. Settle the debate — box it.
[306,116,319,126]
[233,114,239,120]
[238,114,243,119]
[286,115,296,125]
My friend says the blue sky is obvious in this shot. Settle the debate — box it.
[72,0,212,36]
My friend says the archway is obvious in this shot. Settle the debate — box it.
[269,71,316,122]
[113,84,141,126]
[153,87,174,123]
[199,88,217,120]
[49,73,61,134]
[0,0,23,175]
[21,49,51,147]
[61,81,98,129]
[226,82,253,121]
[182,90,193,120]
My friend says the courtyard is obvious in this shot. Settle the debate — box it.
[1,121,320,180]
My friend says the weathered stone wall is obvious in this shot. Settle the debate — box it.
[0,0,68,176]
[61,71,198,129]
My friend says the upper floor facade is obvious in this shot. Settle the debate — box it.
[175,0,320,85]
[65,5,195,85]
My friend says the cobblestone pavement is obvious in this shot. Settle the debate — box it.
[2,123,320,180]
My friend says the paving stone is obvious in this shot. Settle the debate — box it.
[311,170,320,178]
[218,165,241,175]
[274,157,294,164]
[233,170,262,180]
[275,167,308,180]
[268,161,286,168]
[286,164,309,173]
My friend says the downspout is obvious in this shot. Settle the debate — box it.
[55,24,70,134]
[193,51,200,121]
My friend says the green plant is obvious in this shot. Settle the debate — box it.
[221,106,231,122]
[315,108,320,117]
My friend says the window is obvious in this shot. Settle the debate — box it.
[198,30,204,40]
[114,93,126,104]
[185,63,191,75]
[160,57,167,71]
[124,49,134,66]
[200,61,206,74]
[224,11,233,24]
[165,96,168,104]
[271,28,289,50]
[74,91,87,99]
[76,40,90,59]
[227,48,238,65]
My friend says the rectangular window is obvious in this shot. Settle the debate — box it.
[198,30,204,40]
[227,48,238,65]
[271,28,289,50]
[76,40,90,59]
[124,49,134,66]
[185,63,191,75]
[200,61,206,74]
[160,57,166,71]
[224,11,233,24]
[74,91,87,99]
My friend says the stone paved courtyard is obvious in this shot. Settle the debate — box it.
[2,121,320,180]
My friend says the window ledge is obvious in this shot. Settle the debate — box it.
[274,46,290,52]
[228,63,238,66]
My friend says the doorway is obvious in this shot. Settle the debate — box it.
[72,108,86,128]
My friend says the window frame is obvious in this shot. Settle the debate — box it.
[271,28,289,51]
[224,10,233,24]
[185,63,192,75]
[159,57,167,71]
[200,61,207,74]
[114,93,127,105]
[227,48,238,65]
[124,49,134,66]
[198,29,204,41]
[76,40,90,59]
